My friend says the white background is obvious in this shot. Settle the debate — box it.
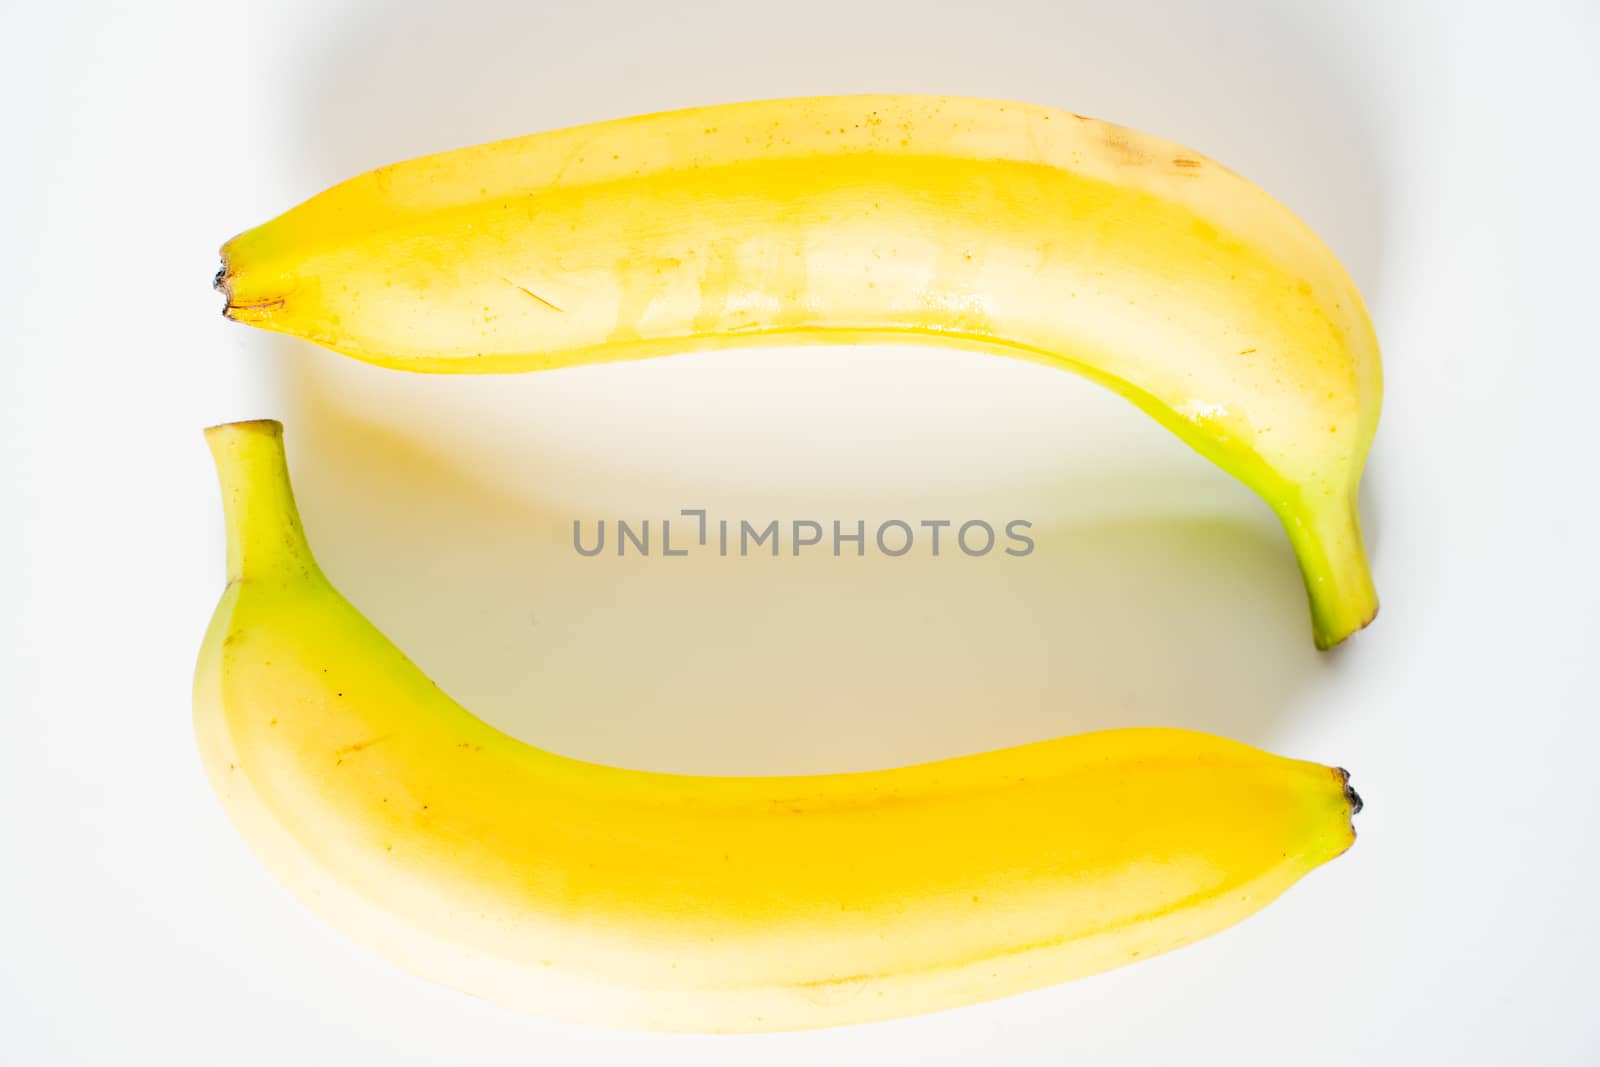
[4,1,1597,1062]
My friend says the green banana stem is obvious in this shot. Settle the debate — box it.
[1279,493,1377,650]
[205,420,318,587]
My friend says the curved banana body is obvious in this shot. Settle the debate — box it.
[218,95,1379,646]
[195,420,1360,1032]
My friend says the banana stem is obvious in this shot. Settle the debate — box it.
[1279,492,1378,649]
[205,420,319,585]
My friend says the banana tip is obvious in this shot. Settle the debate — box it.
[214,261,286,323]
[1336,767,1363,815]
[214,261,236,317]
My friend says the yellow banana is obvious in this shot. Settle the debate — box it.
[195,419,1361,1032]
[217,94,1380,647]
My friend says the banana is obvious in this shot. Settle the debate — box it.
[217,94,1380,647]
[195,419,1361,1032]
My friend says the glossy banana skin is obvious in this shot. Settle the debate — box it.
[218,95,1379,647]
[195,420,1359,1032]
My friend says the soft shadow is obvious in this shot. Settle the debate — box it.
[274,340,1335,773]
[255,0,1387,773]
